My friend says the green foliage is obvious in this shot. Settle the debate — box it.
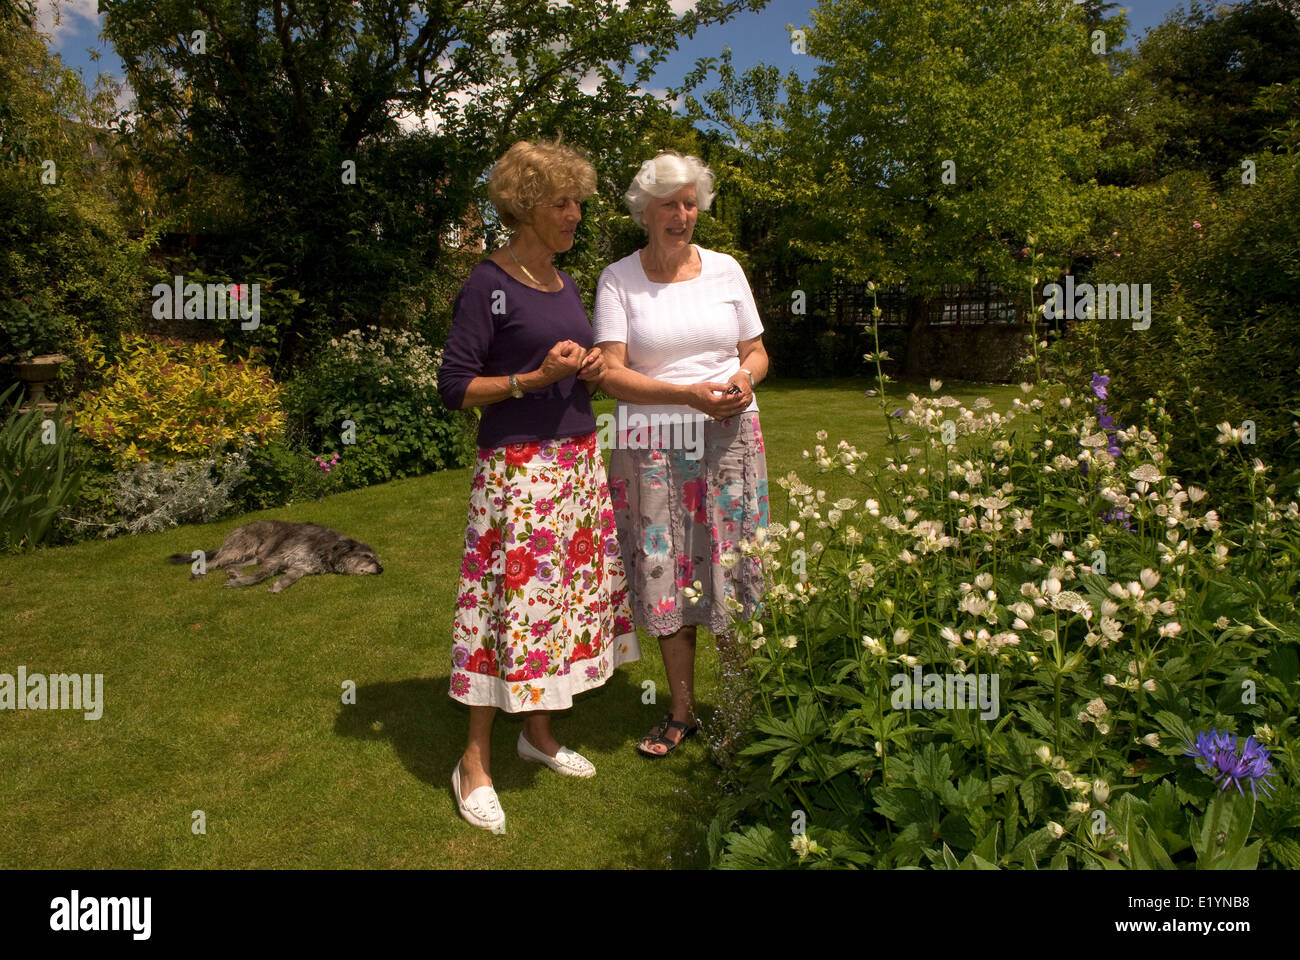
[281,326,475,488]
[73,333,286,468]
[0,14,151,390]
[1064,147,1300,515]
[0,291,72,360]
[0,384,82,553]
[1101,0,1300,186]
[102,0,768,367]
[707,361,1300,868]
[688,0,1121,296]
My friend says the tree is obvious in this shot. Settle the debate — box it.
[100,0,768,371]
[1100,0,1300,186]
[689,0,1129,375]
[0,3,150,380]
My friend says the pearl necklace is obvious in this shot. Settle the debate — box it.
[507,243,559,289]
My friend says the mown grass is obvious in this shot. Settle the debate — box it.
[0,377,1020,868]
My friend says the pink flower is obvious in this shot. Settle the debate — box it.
[525,649,550,678]
[1192,220,1202,229]
[450,673,470,696]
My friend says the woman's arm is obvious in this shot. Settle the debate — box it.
[716,336,768,408]
[598,341,747,419]
[457,340,587,409]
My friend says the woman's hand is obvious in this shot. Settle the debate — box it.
[685,381,750,420]
[530,339,587,388]
[577,345,606,384]
[721,371,754,410]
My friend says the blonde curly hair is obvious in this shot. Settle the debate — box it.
[487,140,597,231]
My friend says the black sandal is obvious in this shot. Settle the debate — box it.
[636,713,700,758]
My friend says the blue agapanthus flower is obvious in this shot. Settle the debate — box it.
[1184,729,1275,798]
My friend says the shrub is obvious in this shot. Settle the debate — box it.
[705,368,1299,869]
[1068,148,1300,514]
[0,384,82,552]
[100,438,255,536]
[73,333,285,468]
[281,325,475,488]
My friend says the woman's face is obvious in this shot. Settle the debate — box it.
[523,194,582,254]
[643,184,698,250]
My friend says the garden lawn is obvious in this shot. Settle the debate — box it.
[0,378,1020,868]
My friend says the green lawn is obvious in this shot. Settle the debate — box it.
[0,377,1020,868]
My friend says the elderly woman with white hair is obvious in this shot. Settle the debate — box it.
[593,151,770,758]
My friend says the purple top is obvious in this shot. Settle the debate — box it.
[437,260,596,449]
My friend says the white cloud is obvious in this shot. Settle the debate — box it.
[34,0,101,45]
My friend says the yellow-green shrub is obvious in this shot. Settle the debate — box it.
[74,333,285,466]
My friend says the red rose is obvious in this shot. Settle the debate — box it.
[503,546,537,590]
[465,648,498,676]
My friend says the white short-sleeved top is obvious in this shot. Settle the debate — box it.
[593,245,764,419]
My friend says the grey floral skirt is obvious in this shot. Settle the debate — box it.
[607,411,769,636]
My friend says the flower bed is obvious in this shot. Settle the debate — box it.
[707,370,1300,869]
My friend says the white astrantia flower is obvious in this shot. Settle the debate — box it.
[1035,745,1052,763]
[1139,568,1160,590]
[1047,821,1065,839]
[861,635,886,657]
[1128,464,1164,484]
[1068,801,1091,814]
[893,627,911,646]
[782,635,799,648]
[1138,733,1161,748]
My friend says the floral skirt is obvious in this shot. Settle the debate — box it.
[608,412,769,637]
[448,433,640,712]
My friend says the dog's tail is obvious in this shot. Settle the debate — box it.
[168,549,214,565]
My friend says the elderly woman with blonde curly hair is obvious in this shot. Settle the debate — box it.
[593,151,770,759]
[438,139,640,831]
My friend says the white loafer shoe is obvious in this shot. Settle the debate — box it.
[517,732,595,778]
[452,762,505,831]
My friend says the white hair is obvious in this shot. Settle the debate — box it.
[623,152,716,230]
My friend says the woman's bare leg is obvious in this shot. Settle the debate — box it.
[458,705,496,798]
[640,625,698,755]
[521,711,563,756]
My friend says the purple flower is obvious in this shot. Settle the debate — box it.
[1101,507,1132,530]
[1091,372,1109,401]
[1184,729,1275,798]
[452,645,470,668]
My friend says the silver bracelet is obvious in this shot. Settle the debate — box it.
[739,368,755,387]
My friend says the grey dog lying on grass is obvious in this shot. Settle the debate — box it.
[168,520,383,592]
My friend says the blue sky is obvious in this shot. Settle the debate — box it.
[39,0,1197,111]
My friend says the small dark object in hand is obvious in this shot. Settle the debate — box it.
[725,384,741,396]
